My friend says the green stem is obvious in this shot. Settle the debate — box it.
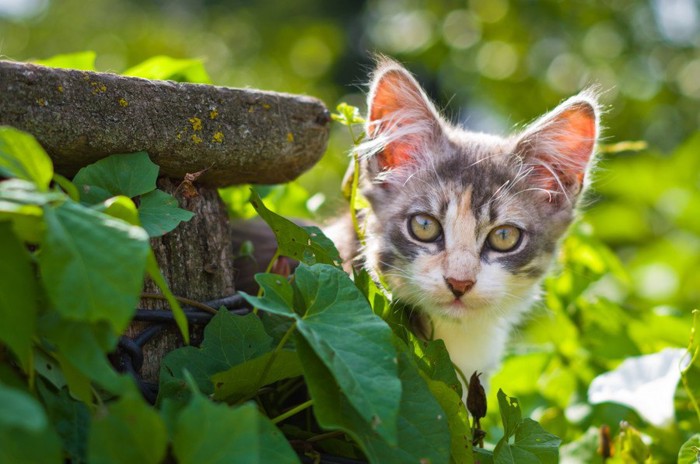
[271,399,314,425]
[306,430,345,443]
[349,152,365,247]
[253,248,281,316]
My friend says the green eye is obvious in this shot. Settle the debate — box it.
[408,214,442,242]
[487,225,522,252]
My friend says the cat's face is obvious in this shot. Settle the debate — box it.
[359,60,598,322]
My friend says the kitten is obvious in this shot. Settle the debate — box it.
[328,58,599,389]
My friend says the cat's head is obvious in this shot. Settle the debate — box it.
[358,59,599,322]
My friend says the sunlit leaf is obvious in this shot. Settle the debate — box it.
[0,126,53,191]
[38,200,149,333]
[73,152,159,204]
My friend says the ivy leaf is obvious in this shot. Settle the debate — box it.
[73,152,159,204]
[138,189,194,237]
[38,382,91,464]
[159,310,273,403]
[0,222,37,371]
[172,398,299,463]
[299,337,450,463]
[38,200,149,333]
[0,126,53,191]
[88,391,168,464]
[39,316,128,395]
[0,383,62,464]
[241,273,296,317]
[0,382,48,431]
[493,390,560,464]
[424,378,473,464]
[249,189,341,267]
[211,350,302,402]
[293,264,401,445]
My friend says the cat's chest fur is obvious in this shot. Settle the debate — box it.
[327,58,599,391]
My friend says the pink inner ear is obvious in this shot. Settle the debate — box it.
[527,102,597,195]
[555,106,597,183]
[367,67,436,172]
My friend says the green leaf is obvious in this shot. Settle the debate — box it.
[212,350,302,401]
[0,382,63,464]
[52,173,80,201]
[172,398,299,464]
[249,189,341,267]
[34,51,97,70]
[39,316,128,394]
[123,55,212,83]
[0,383,47,431]
[0,222,37,370]
[410,336,463,398]
[424,378,473,464]
[0,126,53,191]
[88,391,168,464]
[38,200,149,333]
[159,311,273,402]
[299,337,450,463]
[493,390,561,464]
[38,382,90,464]
[293,264,401,445]
[138,189,194,237]
[241,273,296,317]
[497,389,523,439]
[73,152,159,204]
[678,434,700,464]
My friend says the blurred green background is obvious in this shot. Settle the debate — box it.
[2,0,699,459]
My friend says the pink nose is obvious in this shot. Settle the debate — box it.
[445,277,476,298]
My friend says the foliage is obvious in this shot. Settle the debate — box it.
[1,43,698,462]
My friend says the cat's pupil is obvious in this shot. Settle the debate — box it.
[408,214,442,242]
[487,225,521,252]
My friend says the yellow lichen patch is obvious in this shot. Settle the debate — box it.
[212,131,224,143]
[119,98,129,107]
[176,132,183,141]
[248,106,254,113]
[286,132,294,142]
[209,109,218,120]
[191,134,203,144]
[262,103,271,110]
[189,117,203,131]
[90,81,107,94]
[57,85,64,93]
[36,98,47,107]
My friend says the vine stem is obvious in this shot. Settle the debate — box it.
[344,121,367,247]
[140,292,217,315]
[681,309,700,422]
[253,248,281,316]
[271,399,314,425]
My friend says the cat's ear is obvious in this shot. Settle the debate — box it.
[515,92,599,203]
[364,60,442,178]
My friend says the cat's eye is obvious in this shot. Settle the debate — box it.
[408,214,442,242]
[486,225,522,252]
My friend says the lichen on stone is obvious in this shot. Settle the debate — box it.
[189,117,203,131]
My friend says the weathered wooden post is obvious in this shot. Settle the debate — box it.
[0,60,330,388]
